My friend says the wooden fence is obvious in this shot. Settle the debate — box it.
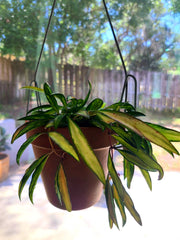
[0,57,31,104]
[0,57,180,111]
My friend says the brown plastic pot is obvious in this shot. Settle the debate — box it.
[0,153,9,182]
[27,127,114,210]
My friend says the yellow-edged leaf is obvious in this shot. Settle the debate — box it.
[48,132,79,162]
[21,86,44,92]
[67,118,106,185]
[147,123,180,142]
[108,152,142,225]
[112,184,126,226]
[114,134,164,180]
[105,178,119,229]
[99,110,178,155]
[57,163,72,212]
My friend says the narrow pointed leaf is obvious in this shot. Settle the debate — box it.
[26,104,51,115]
[16,133,44,165]
[108,152,142,225]
[108,215,114,229]
[97,112,115,124]
[67,118,106,184]
[112,184,126,226]
[46,94,59,113]
[53,93,67,107]
[140,169,152,190]
[122,184,142,226]
[44,83,59,113]
[55,165,62,205]
[123,159,134,188]
[56,163,72,211]
[43,82,53,94]
[86,98,104,111]
[48,132,79,162]
[11,120,47,143]
[119,149,164,180]
[11,122,28,143]
[21,86,44,92]
[80,81,92,108]
[100,110,178,155]
[29,155,49,203]
[18,113,54,121]
[76,110,89,118]
[18,154,49,200]
[54,114,66,129]
[147,123,180,142]
[113,135,164,180]
[105,178,119,229]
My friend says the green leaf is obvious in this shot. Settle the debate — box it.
[11,120,47,143]
[107,152,142,225]
[54,114,66,129]
[48,132,79,162]
[21,86,44,92]
[105,177,119,229]
[43,82,53,95]
[123,159,134,188]
[29,155,49,203]
[80,81,92,108]
[112,184,126,226]
[119,148,164,180]
[99,110,179,155]
[114,133,164,179]
[11,122,28,143]
[96,112,114,124]
[18,113,54,121]
[76,110,89,118]
[16,132,44,165]
[18,154,49,200]
[140,169,152,191]
[55,164,62,205]
[46,94,59,113]
[55,163,72,212]
[147,123,180,142]
[122,185,142,226]
[86,98,104,111]
[27,104,52,115]
[67,117,106,184]
[44,83,59,113]
[52,93,67,107]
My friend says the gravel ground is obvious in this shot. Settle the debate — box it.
[0,164,180,240]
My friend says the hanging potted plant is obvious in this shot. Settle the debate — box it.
[0,126,10,182]
[11,81,180,228]
[11,0,180,229]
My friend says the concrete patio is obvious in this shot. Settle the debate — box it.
[0,163,180,240]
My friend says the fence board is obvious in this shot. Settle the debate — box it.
[0,57,180,111]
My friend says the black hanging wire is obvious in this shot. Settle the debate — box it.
[26,0,57,113]
[27,0,137,112]
[102,0,137,108]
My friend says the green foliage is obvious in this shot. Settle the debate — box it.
[172,0,180,13]
[0,127,10,152]
[1,0,179,71]
[0,0,44,68]
[11,82,180,229]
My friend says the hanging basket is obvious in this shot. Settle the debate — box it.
[27,127,113,210]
